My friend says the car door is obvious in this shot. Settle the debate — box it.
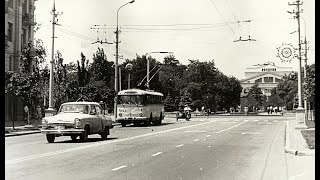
[89,105,99,133]
[95,105,105,132]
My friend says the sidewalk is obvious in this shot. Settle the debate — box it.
[285,119,315,180]
[285,119,315,156]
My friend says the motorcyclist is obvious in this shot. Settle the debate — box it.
[183,104,191,121]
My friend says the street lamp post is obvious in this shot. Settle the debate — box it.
[300,17,308,121]
[294,3,307,128]
[145,52,173,89]
[114,0,135,120]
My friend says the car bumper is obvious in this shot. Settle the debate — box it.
[116,117,147,122]
[41,128,84,135]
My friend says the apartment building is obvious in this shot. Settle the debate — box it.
[5,0,37,122]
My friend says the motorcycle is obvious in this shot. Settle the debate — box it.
[176,110,191,121]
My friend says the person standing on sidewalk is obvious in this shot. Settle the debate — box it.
[36,105,42,123]
[24,106,30,125]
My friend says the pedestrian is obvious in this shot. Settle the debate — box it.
[36,105,42,122]
[24,106,29,125]
[270,105,273,114]
[201,106,205,115]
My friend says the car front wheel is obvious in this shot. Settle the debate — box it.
[80,126,89,142]
[46,134,55,143]
[100,127,109,140]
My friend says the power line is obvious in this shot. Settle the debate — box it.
[208,0,235,35]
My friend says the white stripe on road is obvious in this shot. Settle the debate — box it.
[176,144,184,147]
[151,152,163,157]
[253,120,259,122]
[241,132,261,135]
[193,139,200,142]
[184,130,206,133]
[112,165,127,171]
[215,120,248,134]
[6,121,215,165]
[206,135,211,137]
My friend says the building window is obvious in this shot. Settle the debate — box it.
[9,56,14,71]
[8,22,13,42]
[8,0,13,8]
[264,77,273,83]
[22,28,27,48]
[275,78,280,82]
[23,1,28,14]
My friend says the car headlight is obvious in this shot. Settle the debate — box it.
[42,118,48,127]
[74,118,81,128]
[118,113,122,117]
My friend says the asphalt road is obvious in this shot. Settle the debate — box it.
[5,116,292,180]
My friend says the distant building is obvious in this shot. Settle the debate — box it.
[240,62,293,111]
[5,0,37,123]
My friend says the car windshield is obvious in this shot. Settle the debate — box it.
[118,95,145,105]
[58,104,90,114]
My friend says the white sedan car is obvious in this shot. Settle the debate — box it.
[41,102,113,143]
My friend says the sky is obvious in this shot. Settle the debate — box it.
[34,0,315,80]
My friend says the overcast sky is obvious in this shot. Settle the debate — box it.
[34,0,315,79]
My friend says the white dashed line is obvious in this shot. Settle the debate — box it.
[151,152,163,157]
[208,146,211,148]
[6,121,214,165]
[176,144,184,147]
[253,120,259,122]
[193,139,200,142]
[216,121,248,134]
[242,132,261,135]
[206,135,211,137]
[112,165,127,171]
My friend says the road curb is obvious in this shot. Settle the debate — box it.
[5,131,41,137]
[284,121,315,156]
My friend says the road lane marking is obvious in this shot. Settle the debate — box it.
[176,144,184,147]
[215,120,248,134]
[151,152,163,157]
[193,139,200,142]
[241,132,261,135]
[253,120,259,122]
[112,165,127,171]
[206,135,211,137]
[184,130,206,133]
[5,121,215,165]
[208,146,211,148]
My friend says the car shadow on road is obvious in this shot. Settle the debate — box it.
[122,122,175,128]
[53,137,118,144]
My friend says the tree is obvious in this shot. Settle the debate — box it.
[5,39,48,121]
[163,93,175,112]
[277,73,298,110]
[246,83,264,111]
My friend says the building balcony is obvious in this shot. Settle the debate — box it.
[5,35,9,49]
[22,13,36,26]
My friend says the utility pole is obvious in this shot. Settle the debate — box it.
[45,0,62,116]
[288,0,307,128]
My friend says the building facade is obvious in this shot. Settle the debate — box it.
[5,0,37,123]
[240,62,293,111]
